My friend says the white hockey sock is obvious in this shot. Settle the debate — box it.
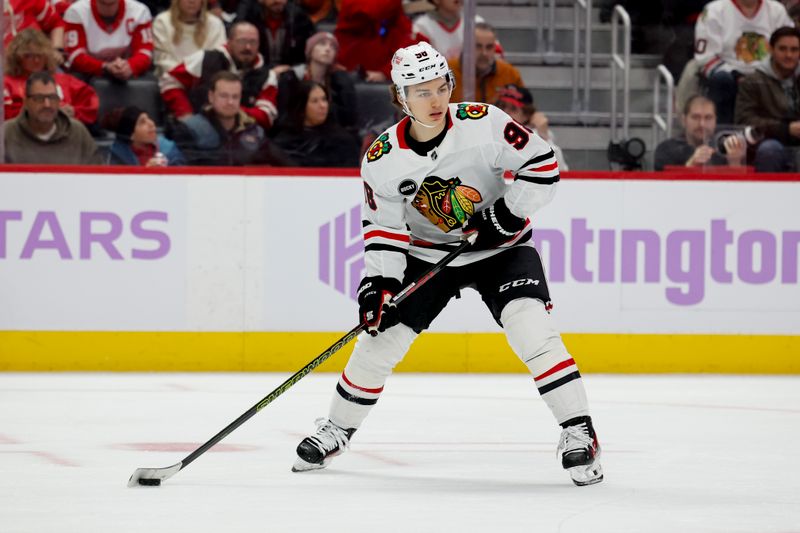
[328,323,418,429]
[501,298,589,424]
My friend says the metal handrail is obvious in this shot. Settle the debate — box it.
[609,4,631,141]
[571,0,593,113]
[462,0,477,101]
[652,64,675,150]
[537,0,558,62]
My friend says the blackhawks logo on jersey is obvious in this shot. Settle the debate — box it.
[412,176,482,232]
[366,132,392,162]
[455,103,489,121]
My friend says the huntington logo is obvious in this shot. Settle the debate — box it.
[318,204,365,301]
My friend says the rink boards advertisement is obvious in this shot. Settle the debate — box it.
[1,167,798,373]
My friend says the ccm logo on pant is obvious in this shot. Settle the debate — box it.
[499,278,540,292]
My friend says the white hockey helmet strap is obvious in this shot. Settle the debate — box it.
[390,42,455,119]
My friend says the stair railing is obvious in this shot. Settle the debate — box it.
[537,0,559,62]
[571,0,593,114]
[652,64,675,149]
[609,4,631,141]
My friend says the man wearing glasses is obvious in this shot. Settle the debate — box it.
[160,21,280,131]
[4,71,101,164]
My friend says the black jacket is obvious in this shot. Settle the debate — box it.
[171,109,290,166]
[188,48,273,114]
[273,123,360,167]
[235,0,316,67]
[277,68,358,130]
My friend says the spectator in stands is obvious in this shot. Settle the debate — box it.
[273,80,360,167]
[735,26,800,171]
[139,0,171,16]
[204,0,238,18]
[494,84,568,171]
[103,105,186,165]
[3,0,65,59]
[160,21,279,131]
[412,0,482,60]
[277,31,357,131]
[62,0,154,82]
[4,72,101,164]
[301,0,340,24]
[235,0,316,68]
[4,29,99,128]
[693,0,793,125]
[449,22,523,104]
[52,0,76,17]
[654,94,746,170]
[171,71,290,165]
[153,0,227,76]
[782,0,800,14]
[335,0,416,82]
[662,0,712,80]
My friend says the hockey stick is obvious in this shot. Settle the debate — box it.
[128,236,474,487]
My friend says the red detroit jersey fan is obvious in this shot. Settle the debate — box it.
[63,0,153,77]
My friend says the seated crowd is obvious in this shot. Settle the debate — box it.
[3,0,800,172]
[653,0,799,172]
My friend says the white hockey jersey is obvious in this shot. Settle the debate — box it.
[695,0,793,76]
[63,0,153,76]
[361,102,560,282]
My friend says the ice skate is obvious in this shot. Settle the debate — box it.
[292,418,356,472]
[557,416,603,486]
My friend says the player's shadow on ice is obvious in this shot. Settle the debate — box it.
[322,468,572,494]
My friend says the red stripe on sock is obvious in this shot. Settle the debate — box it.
[534,358,576,381]
[341,372,384,394]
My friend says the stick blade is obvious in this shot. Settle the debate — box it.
[127,463,182,487]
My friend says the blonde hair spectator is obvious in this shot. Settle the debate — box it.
[5,29,59,76]
[153,0,226,76]
[4,28,100,126]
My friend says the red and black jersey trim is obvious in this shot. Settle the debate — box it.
[516,173,561,185]
[515,149,560,184]
[363,227,411,254]
[410,230,532,251]
[516,229,533,244]
[365,243,409,254]
[518,150,556,169]
[363,229,410,242]
[410,240,465,251]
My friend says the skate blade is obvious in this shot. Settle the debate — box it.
[291,457,329,473]
[568,462,604,486]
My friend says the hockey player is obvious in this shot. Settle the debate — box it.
[292,41,603,486]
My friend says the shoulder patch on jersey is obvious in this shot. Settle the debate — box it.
[398,179,418,196]
[366,132,392,163]
[455,103,489,121]
[412,176,483,233]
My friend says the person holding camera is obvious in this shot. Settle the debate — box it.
[735,26,800,172]
[654,94,746,170]
[693,0,792,126]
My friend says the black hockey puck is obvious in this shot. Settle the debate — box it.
[138,478,161,486]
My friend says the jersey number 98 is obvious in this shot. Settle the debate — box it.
[504,122,530,150]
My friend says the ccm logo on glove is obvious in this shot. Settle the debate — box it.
[357,276,402,336]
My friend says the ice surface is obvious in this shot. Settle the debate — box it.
[1,373,798,533]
